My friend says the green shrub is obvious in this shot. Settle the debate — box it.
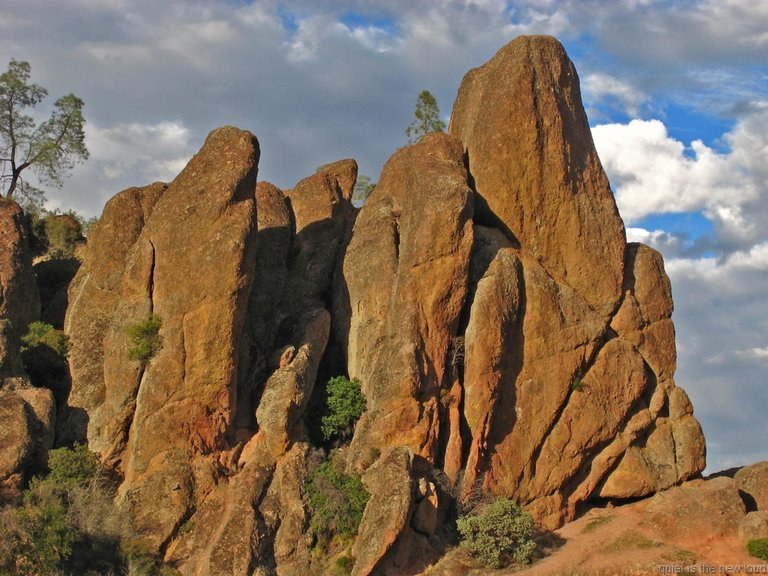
[45,444,99,490]
[21,321,69,357]
[17,481,77,575]
[457,497,537,568]
[571,377,585,392]
[306,451,369,548]
[320,376,366,443]
[20,321,71,404]
[748,538,768,561]
[126,313,163,363]
[0,446,130,575]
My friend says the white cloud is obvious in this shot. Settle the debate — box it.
[592,108,768,253]
[582,72,647,116]
[665,252,768,472]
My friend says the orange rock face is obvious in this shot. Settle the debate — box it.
[449,35,626,319]
[340,35,705,537]
[342,132,474,468]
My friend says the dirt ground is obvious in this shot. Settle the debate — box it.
[420,496,766,576]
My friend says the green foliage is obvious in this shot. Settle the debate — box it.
[0,59,88,201]
[457,497,537,568]
[406,90,446,144]
[44,444,98,490]
[306,451,370,548]
[21,321,69,357]
[16,481,77,575]
[20,321,71,404]
[748,538,768,561]
[571,377,585,392]
[320,376,366,443]
[0,445,168,575]
[582,514,615,533]
[352,174,376,203]
[126,313,163,363]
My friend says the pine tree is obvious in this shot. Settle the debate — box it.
[405,90,446,144]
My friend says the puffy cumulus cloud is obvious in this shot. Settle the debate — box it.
[592,107,768,254]
[664,251,768,471]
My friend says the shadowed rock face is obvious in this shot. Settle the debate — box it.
[57,35,705,576]
[0,199,54,502]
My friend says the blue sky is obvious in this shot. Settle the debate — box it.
[1,0,766,473]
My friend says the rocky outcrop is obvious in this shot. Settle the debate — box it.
[0,198,54,501]
[63,127,357,571]
[339,34,705,541]
[56,35,708,576]
[60,181,167,445]
[343,132,473,470]
[449,35,625,319]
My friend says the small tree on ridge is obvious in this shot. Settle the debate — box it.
[406,90,446,144]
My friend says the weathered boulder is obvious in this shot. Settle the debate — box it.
[449,35,626,319]
[735,461,768,511]
[0,387,55,501]
[642,477,746,540]
[0,198,40,380]
[739,511,768,542]
[352,447,414,576]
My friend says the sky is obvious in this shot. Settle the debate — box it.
[1,0,766,474]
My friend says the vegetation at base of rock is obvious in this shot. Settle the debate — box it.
[44,445,98,490]
[604,530,661,553]
[306,450,370,550]
[456,497,537,568]
[571,376,585,392]
[747,538,768,561]
[320,376,366,443]
[0,445,169,575]
[126,313,163,363]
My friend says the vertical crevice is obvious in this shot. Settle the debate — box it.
[147,240,156,313]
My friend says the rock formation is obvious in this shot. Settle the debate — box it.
[55,35,707,575]
[0,198,54,501]
[340,35,705,536]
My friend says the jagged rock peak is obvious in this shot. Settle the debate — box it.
[450,35,626,319]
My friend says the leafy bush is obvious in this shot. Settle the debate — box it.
[457,497,537,568]
[748,538,768,561]
[306,451,369,548]
[45,444,99,490]
[571,377,585,392]
[126,313,163,363]
[21,321,69,357]
[17,481,77,575]
[0,446,136,575]
[20,321,71,405]
[320,376,366,443]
